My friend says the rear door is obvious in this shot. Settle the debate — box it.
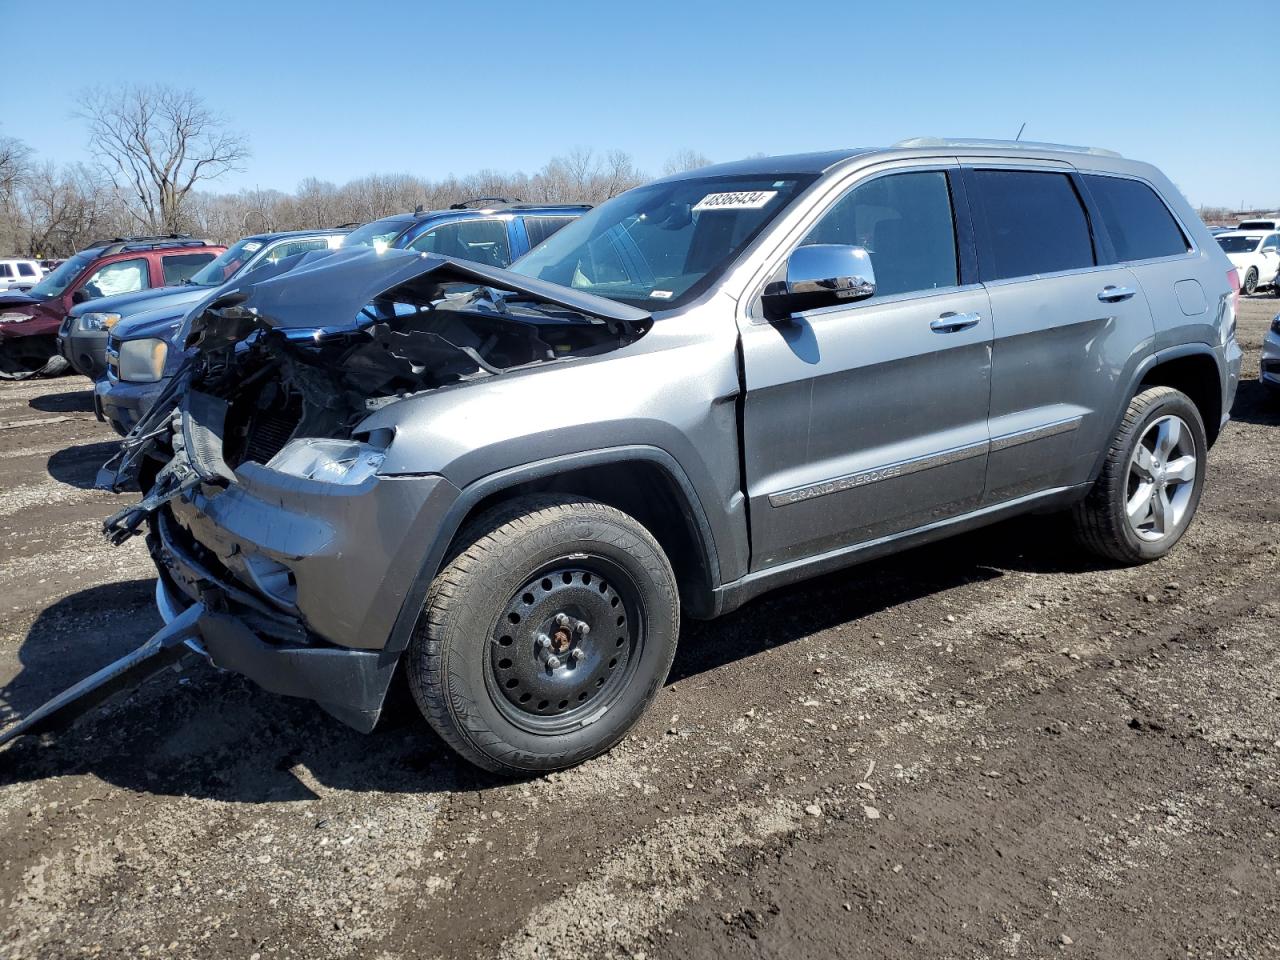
[963,165,1156,503]
[739,163,993,569]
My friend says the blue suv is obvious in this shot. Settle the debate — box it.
[97,202,587,435]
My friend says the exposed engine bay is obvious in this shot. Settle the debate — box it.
[98,249,652,540]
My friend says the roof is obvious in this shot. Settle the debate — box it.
[241,228,351,243]
[660,139,1131,183]
[672,149,875,179]
[1217,230,1273,238]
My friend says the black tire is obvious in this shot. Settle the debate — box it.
[407,494,680,775]
[1242,268,1258,296]
[1072,387,1207,564]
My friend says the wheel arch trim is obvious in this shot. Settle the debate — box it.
[382,445,721,654]
[1090,343,1225,481]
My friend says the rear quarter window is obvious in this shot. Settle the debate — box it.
[971,170,1095,280]
[1083,175,1190,262]
[16,262,35,276]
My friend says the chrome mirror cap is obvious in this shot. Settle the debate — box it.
[762,244,876,321]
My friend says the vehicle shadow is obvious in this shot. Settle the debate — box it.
[670,511,1098,683]
[46,440,120,489]
[1228,378,1279,427]
[27,387,95,414]
[0,511,1098,803]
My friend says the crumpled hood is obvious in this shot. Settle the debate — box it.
[184,246,650,351]
[0,291,38,313]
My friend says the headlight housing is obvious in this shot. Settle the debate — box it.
[0,311,31,324]
[77,311,121,332]
[266,438,385,485]
[117,338,168,382]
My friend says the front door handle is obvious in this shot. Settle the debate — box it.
[930,311,982,333]
[1098,285,1137,303]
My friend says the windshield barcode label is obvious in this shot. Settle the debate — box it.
[692,191,778,212]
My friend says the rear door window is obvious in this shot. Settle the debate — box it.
[1083,175,1189,262]
[970,170,1095,280]
[801,170,959,298]
[0,264,12,279]
[162,252,217,285]
[523,216,576,248]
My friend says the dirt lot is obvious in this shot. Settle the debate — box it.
[0,298,1277,960]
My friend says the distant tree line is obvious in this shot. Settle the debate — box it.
[0,84,712,257]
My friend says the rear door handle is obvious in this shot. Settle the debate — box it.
[1098,285,1137,303]
[930,311,982,333]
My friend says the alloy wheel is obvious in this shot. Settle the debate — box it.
[1125,414,1197,542]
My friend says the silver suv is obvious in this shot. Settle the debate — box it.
[92,140,1243,774]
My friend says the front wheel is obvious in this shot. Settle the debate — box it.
[1072,387,1207,564]
[1243,268,1258,296]
[407,494,680,775]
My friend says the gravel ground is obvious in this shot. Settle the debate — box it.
[0,298,1277,960]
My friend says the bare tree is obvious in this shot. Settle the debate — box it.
[79,84,249,234]
[0,134,31,200]
[663,149,712,176]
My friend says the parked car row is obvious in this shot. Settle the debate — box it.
[0,236,224,379]
[0,258,45,292]
[0,139,1252,780]
[79,201,587,433]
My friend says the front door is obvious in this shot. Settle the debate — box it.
[739,165,993,570]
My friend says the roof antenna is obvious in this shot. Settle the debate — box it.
[1015,122,1027,142]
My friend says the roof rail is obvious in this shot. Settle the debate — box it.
[894,137,1123,158]
[448,197,523,210]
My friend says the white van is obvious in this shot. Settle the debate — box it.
[0,259,44,292]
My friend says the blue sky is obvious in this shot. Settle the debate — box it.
[9,0,1277,209]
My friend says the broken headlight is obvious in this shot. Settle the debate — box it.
[77,311,122,332]
[117,338,168,382]
[265,438,385,485]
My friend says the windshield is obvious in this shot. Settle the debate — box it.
[188,237,269,286]
[509,174,815,310]
[345,218,413,251]
[26,252,94,299]
[1217,235,1263,254]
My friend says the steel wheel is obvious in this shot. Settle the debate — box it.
[1125,414,1197,542]
[485,556,644,735]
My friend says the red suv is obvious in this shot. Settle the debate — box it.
[0,235,224,380]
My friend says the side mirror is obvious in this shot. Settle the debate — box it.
[70,289,89,305]
[761,244,876,322]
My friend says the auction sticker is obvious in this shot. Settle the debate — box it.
[692,190,777,212]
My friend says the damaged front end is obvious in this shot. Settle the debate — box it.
[2,249,651,750]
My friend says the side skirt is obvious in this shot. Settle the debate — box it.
[709,482,1092,617]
